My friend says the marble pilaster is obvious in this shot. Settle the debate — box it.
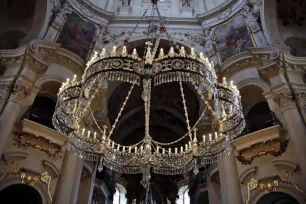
[53,151,81,204]
[218,153,243,204]
[271,87,306,175]
[0,79,33,156]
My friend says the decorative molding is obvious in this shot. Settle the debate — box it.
[236,139,289,165]
[21,119,67,146]
[272,89,297,111]
[239,166,257,184]
[13,131,63,161]
[233,125,281,151]
[272,160,298,170]
[0,81,11,100]
[8,81,32,103]
[219,47,280,74]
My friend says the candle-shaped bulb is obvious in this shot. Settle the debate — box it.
[185,144,188,151]
[100,48,106,58]
[190,47,196,58]
[200,52,205,61]
[112,142,115,149]
[140,145,144,153]
[163,148,165,155]
[82,128,85,135]
[215,132,218,140]
[123,146,126,152]
[169,47,175,56]
[94,132,97,140]
[230,81,234,89]
[117,144,120,151]
[203,135,206,142]
[122,46,127,56]
[168,148,171,154]
[180,46,186,56]
[87,131,91,138]
[181,146,184,153]
[135,146,138,153]
[157,146,160,154]
[159,48,164,58]
[175,148,178,154]
[132,48,138,58]
[111,46,117,56]
[209,134,212,141]
[222,77,227,86]
[189,142,192,148]
[129,146,131,153]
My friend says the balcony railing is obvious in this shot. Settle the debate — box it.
[22,105,55,129]
[239,112,281,137]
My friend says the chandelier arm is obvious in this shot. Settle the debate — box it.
[152,105,208,146]
[155,5,175,47]
[126,3,152,41]
[88,106,105,135]
[77,79,102,128]
[179,79,193,141]
[107,83,135,138]
[143,79,152,137]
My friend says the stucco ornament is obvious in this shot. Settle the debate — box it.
[203,28,216,56]
[272,89,296,111]
[9,81,32,103]
[0,81,11,100]
[182,0,191,7]
[54,2,72,26]
[50,0,62,12]
[242,1,262,33]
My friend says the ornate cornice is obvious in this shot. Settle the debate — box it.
[218,47,280,75]
[0,40,85,77]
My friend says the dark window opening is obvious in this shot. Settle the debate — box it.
[22,96,56,129]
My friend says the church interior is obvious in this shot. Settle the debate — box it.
[0,0,306,203]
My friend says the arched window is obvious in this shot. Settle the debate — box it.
[184,189,190,204]
[113,187,120,204]
[177,186,190,204]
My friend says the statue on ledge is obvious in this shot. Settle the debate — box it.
[182,0,191,7]
[122,0,131,6]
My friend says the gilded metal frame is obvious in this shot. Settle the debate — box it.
[55,9,98,61]
[212,13,256,65]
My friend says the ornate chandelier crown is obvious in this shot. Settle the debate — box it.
[53,0,245,188]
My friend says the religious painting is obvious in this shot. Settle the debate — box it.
[56,12,96,60]
[214,15,254,64]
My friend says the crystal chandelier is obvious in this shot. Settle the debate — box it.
[52,0,245,187]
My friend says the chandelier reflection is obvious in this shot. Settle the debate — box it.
[52,0,245,188]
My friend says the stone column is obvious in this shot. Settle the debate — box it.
[208,179,222,204]
[272,88,306,175]
[53,151,80,204]
[44,2,72,42]
[293,88,306,125]
[0,80,32,156]
[70,159,85,204]
[218,153,243,204]
[77,161,97,204]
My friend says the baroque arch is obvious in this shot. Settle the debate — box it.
[0,176,48,204]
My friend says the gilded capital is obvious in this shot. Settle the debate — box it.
[0,81,11,100]
[272,89,296,111]
[9,81,32,103]
[294,89,306,108]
